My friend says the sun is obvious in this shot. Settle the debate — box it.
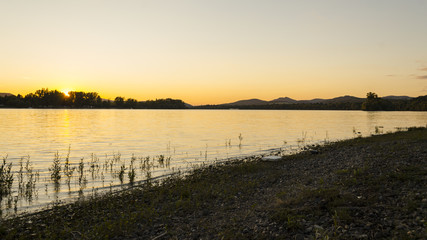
[61,89,72,97]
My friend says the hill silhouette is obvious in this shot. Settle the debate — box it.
[194,94,426,111]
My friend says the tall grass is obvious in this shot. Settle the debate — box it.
[63,147,75,185]
[49,152,62,184]
[0,156,13,199]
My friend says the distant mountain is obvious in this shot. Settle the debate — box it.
[322,95,364,103]
[298,98,326,104]
[0,93,14,97]
[224,98,268,106]
[221,95,365,106]
[269,97,298,104]
[382,95,413,100]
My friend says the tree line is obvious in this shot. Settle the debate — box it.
[361,92,427,111]
[0,88,187,109]
[1,89,426,110]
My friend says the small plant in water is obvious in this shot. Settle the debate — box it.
[118,164,126,184]
[225,139,232,147]
[63,147,75,184]
[158,155,165,167]
[0,156,14,198]
[78,158,86,187]
[24,158,37,202]
[238,133,243,148]
[128,155,136,185]
[49,152,62,183]
[89,153,100,179]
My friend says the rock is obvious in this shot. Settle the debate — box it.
[313,225,324,231]
[261,156,282,161]
[310,150,319,154]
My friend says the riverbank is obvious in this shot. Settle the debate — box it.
[1,127,426,239]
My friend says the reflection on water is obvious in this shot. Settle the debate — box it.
[0,109,426,215]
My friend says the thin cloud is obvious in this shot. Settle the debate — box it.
[386,74,395,77]
[417,75,427,79]
[420,67,427,71]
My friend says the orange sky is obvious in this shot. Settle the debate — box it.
[1,1,427,105]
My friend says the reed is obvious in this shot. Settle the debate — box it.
[23,158,37,202]
[128,155,136,185]
[157,155,170,168]
[118,164,126,184]
[78,158,86,188]
[49,152,62,184]
[17,157,24,196]
[0,156,13,199]
[63,147,75,184]
[89,153,100,179]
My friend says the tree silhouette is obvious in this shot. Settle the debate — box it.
[114,97,125,108]
[362,92,382,111]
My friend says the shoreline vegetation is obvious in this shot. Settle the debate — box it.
[1,127,426,239]
[1,89,427,110]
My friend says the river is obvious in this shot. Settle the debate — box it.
[1,109,426,216]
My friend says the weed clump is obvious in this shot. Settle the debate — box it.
[49,152,62,184]
[128,155,136,185]
[0,156,14,198]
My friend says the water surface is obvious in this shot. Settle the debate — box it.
[1,109,426,215]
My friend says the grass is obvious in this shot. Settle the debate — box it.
[0,127,426,239]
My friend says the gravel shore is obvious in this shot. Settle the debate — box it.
[1,127,426,239]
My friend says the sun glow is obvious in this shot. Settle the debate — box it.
[61,89,72,97]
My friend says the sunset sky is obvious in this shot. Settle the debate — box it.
[1,0,427,105]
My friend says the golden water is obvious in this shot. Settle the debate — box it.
[1,109,426,215]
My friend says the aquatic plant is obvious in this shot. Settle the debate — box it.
[24,158,38,202]
[118,164,126,184]
[0,156,14,198]
[78,158,86,187]
[158,155,165,167]
[89,153,100,179]
[139,156,150,171]
[63,147,75,184]
[49,152,62,183]
[238,133,243,148]
[17,157,24,196]
[225,139,232,147]
[128,155,136,185]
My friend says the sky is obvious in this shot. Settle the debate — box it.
[1,0,427,105]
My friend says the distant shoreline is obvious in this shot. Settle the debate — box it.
[1,107,427,112]
[2,89,427,110]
